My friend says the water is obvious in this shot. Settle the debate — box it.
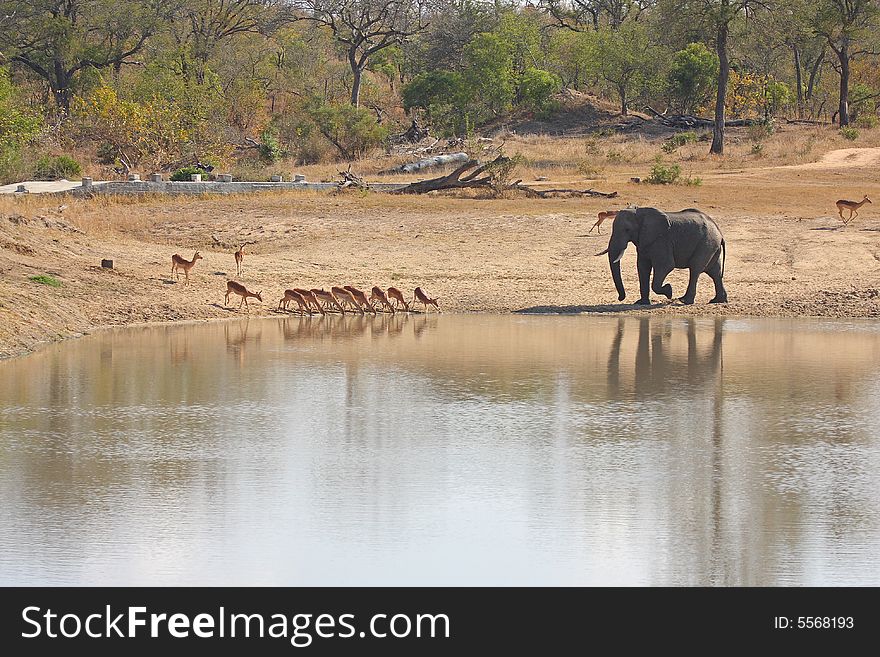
[1,314,879,586]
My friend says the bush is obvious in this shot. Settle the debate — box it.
[645,159,702,186]
[661,131,698,153]
[30,275,62,287]
[170,165,208,181]
[258,128,284,163]
[518,68,561,111]
[577,161,605,178]
[747,120,775,142]
[751,143,764,157]
[840,126,859,141]
[855,114,878,129]
[33,154,82,180]
[307,100,388,160]
[667,43,719,114]
[646,160,681,184]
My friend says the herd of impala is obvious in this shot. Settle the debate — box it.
[169,248,441,314]
[170,192,871,313]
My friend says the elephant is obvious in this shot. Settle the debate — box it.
[598,207,728,305]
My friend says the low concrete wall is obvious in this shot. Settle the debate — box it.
[65,180,408,197]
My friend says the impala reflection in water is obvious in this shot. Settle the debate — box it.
[1,314,879,585]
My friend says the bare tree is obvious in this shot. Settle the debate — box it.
[811,0,880,126]
[292,0,429,107]
[538,0,653,31]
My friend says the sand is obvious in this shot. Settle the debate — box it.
[2,148,879,359]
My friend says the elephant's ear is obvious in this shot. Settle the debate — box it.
[635,207,671,247]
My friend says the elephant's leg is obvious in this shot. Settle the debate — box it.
[635,256,652,305]
[651,263,674,300]
[679,268,701,305]
[706,258,728,303]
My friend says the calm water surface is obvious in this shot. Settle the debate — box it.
[1,314,879,585]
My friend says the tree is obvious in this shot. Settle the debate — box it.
[590,22,660,115]
[292,0,429,107]
[0,0,164,113]
[167,0,283,83]
[539,0,649,30]
[463,32,516,117]
[667,42,718,113]
[667,0,769,155]
[811,0,880,126]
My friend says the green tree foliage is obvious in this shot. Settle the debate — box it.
[517,68,562,111]
[589,23,662,116]
[307,100,389,160]
[667,43,719,114]
[0,0,161,113]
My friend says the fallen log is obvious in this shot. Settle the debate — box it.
[510,183,618,199]
[391,156,618,198]
[383,151,470,175]
[643,106,757,128]
[391,157,501,194]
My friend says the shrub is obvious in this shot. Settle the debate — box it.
[577,161,605,178]
[258,128,284,163]
[751,143,764,157]
[840,126,859,141]
[646,160,681,184]
[661,131,698,153]
[747,120,775,142]
[30,275,62,287]
[307,100,388,160]
[855,114,877,129]
[518,68,561,111]
[170,165,208,181]
[667,43,719,114]
[33,154,82,180]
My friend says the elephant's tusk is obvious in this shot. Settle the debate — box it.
[594,248,609,256]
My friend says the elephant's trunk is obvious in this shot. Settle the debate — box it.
[609,249,626,301]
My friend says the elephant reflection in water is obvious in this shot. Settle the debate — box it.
[606,317,724,395]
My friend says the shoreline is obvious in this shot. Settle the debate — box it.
[3,158,880,360]
[5,306,880,363]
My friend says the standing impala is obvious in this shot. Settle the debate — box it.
[836,195,871,225]
[590,210,617,234]
[225,280,262,311]
[170,251,202,284]
[233,243,247,276]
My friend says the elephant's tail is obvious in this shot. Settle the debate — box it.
[721,239,726,278]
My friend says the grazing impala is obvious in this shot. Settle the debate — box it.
[332,286,364,314]
[170,251,202,284]
[370,286,395,314]
[311,288,346,314]
[294,288,325,315]
[225,280,262,311]
[387,287,411,312]
[413,287,441,313]
[279,289,310,314]
[836,195,871,225]
[590,210,617,234]
[344,285,376,313]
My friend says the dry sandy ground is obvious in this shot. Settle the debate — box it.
[2,148,880,359]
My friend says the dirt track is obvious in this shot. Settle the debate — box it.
[2,148,880,359]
